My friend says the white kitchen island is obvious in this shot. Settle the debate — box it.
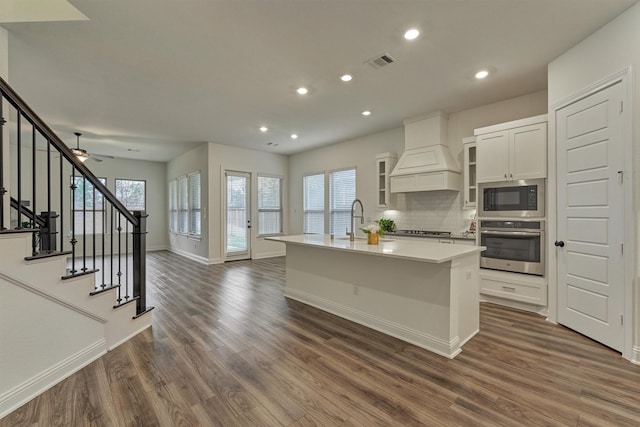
[267,234,485,359]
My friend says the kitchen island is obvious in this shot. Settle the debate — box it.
[266,234,484,358]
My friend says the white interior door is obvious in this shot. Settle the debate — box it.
[556,82,624,351]
[225,171,251,261]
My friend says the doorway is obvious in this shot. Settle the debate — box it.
[225,171,251,261]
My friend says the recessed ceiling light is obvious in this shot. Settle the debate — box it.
[362,110,371,116]
[404,28,420,40]
[296,87,308,95]
[340,74,353,82]
[291,134,298,139]
[260,126,268,132]
[475,70,489,79]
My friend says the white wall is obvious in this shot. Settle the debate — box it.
[208,142,289,263]
[166,143,209,263]
[288,127,405,236]
[548,3,640,361]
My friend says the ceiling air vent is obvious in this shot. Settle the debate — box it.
[365,52,396,69]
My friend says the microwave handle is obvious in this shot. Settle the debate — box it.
[480,230,541,237]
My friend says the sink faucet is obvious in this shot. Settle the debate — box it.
[347,199,364,241]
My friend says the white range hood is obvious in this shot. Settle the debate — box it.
[389,111,461,193]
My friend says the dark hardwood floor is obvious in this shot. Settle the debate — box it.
[3,251,640,426]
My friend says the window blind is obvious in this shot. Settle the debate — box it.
[189,172,201,236]
[303,173,324,234]
[329,168,356,236]
[177,176,188,233]
[258,175,282,236]
[169,179,177,232]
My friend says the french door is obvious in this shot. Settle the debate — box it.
[225,171,251,261]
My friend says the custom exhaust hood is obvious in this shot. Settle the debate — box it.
[389,111,461,193]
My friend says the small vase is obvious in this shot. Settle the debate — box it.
[367,233,379,245]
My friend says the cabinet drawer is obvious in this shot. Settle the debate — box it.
[480,275,547,305]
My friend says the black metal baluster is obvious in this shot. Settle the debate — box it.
[110,204,114,288]
[116,212,122,304]
[31,126,36,254]
[92,182,96,278]
[125,220,129,301]
[59,153,64,252]
[46,139,51,250]
[16,113,22,228]
[101,193,106,290]
[0,89,5,230]
[70,166,77,274]
[81,177,87,272]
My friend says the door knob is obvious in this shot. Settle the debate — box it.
[554,240,565,247]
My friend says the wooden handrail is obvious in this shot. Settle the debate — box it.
[0,76,138,226]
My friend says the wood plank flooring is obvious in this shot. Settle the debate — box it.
[3,251,640,426]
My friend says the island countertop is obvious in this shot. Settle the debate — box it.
[266,234,485,264]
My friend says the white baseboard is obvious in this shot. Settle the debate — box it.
[147,245,169,252]
[285,288,461,359]
[252,251,286,260]
[0,339,106,420]
[480,294,548,316]
[107,318,152,351]
[632,346,640,365]
[167,247,211,265]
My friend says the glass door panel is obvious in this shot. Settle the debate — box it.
[225,171,251,260]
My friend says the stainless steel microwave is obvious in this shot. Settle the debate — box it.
[478,179,545,218]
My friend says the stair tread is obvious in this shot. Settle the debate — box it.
[114,295,140,309]
[25,251,72,261]
[133,306,155,319]
[61,268,100,280]
[89,284,121,296]
[0,228,38,234]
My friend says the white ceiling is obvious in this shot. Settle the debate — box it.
[2,0,638,161]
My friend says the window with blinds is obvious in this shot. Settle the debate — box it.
[169,179,177,232]
[303,173,324,234]
[189,171,201,236]
[258,175,282,236]
[177,176,188,233]
[115,179,146,210]
[329,168,356,236]
[72,176,106,234]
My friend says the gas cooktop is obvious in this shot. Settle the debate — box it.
[392,230,452,237]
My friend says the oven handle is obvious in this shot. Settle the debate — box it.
[480,230,542,237]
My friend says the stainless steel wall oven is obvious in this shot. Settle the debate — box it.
[479,219,545,276]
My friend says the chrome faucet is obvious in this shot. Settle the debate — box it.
[347,199,364,241]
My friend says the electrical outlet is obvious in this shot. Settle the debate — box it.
[353,285,359,295]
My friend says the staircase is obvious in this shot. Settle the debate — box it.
[0,77,153,419]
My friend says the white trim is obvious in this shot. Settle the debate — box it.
[251,250,286,260]
[285,288,465,359]
[107,318,152,351]
[480,294,548,316]
[632,346,640,365]
[548,66,635,361]
[0,339,106,419]
[167,247,212,265]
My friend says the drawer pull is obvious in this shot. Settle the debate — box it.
[502,286,516,292]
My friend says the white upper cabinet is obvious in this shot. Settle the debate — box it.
[376,152,397,209]
[475,115,547,183]
[462,136,477,208]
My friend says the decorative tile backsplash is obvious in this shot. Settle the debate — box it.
[380,191,476,233]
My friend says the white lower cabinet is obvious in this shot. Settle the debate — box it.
[479,269,547,307]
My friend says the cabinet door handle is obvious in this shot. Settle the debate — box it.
[504,173,507,178]
[502,286,516,292]
[509,173,513,178]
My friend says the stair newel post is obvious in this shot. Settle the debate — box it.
[39,211,57,252]
[132,210,147,314]
[70,166,77,274]
[31,126,37,255]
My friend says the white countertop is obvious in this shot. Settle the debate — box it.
[266,234,485,264]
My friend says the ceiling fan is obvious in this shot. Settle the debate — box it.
[71,132,114,163]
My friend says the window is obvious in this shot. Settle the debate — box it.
[169,171,201,237]
[303,173,324,234]
[329,168,356,236]
[258,175,283,236]
[177,175,188,233]
[115,179,146,210]
[169,179,177,232]
[72,176,106,234]
[189,172,201,236]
